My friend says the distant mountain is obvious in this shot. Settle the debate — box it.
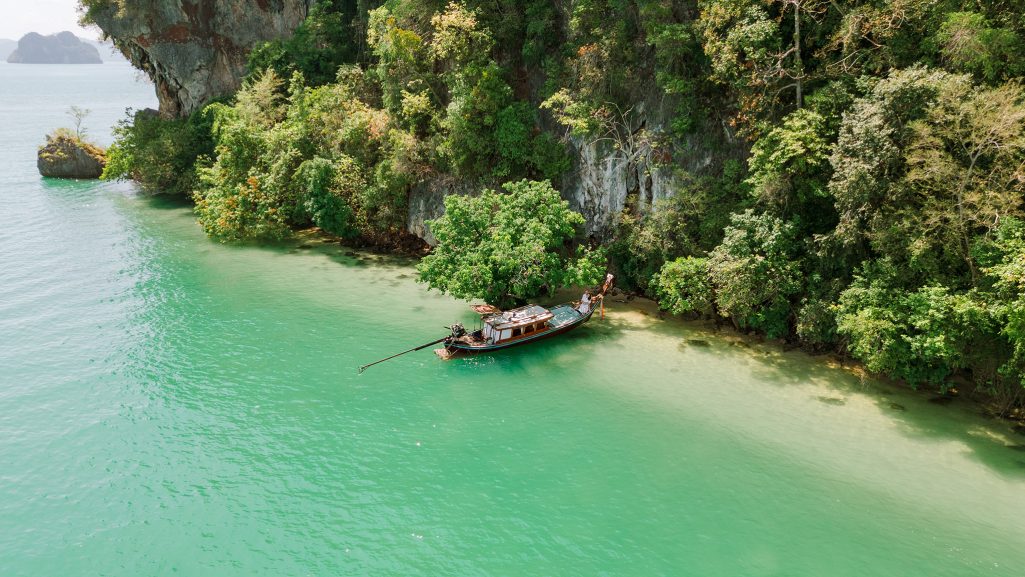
[0,38,16,61]
[7,31,102,64]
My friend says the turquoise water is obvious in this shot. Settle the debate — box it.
[2,62,1025,576]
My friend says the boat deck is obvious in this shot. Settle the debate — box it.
[548,304,583,328]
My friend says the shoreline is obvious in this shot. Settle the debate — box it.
[233,221,1025,436]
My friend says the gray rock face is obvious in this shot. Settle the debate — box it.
[7,32,103,64]
[87,0,315,117]
[38,134,106,179]
[407,179,480,246]
[559,98,735,239]
[407,101,736,243]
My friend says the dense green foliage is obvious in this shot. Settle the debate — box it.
[635,0,1025,404]
[97,0,1025,404]
[193,68,411,242]
[416,180,604,308]
[102,108,214,195]
[247,1,367,86]
[651,257,714,317]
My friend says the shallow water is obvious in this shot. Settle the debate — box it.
[2,62,1025,577]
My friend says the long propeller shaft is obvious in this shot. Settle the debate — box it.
[358,336,449,373]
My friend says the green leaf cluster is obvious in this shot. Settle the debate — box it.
[102,108,214,196]
[247,0,364,87]
[416,179,601,308]
[194,69,408,242]
[652,257,714,317]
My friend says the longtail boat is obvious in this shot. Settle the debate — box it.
[357,275,614,372]
[434,300,596,359]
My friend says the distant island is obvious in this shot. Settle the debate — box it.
[7,31,102,64]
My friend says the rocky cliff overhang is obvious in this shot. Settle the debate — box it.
[86,0,314,117]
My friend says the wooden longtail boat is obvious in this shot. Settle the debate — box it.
[434,300,597,360]
[357,275,613,372]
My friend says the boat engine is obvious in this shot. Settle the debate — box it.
[449,323,466,339]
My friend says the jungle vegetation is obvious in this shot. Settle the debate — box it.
[91,0,1025,409]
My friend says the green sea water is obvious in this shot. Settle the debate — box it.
[2,62,1025,577]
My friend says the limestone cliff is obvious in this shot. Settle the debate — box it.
[86,0,314,117]
[408,87,737,243]
[562,102,735,238]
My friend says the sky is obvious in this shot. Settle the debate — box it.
[0,0,100,41]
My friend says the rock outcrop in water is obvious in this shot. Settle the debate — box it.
[7,32,103,64]
[37,132,106,179]
[85,0,314,117]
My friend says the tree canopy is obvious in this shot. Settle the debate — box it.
[416,179,604,308]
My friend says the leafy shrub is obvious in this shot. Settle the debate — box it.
[836,269,995,387]
[652,257,714,317]
[194,174,291,241]
[746,108,834,232]
[247,0,362,87]
[417,179,602,307]
[102,107,214,195]
[795,297,838,348]
[708,210,801,338]
[296,157,358,238]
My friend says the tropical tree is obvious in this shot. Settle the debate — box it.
[652,256,715,317]
[746,108,833,229]
[708,210,802,337]
[416,179,604,308]
[835,265,995,388]
[903,80,1025,284]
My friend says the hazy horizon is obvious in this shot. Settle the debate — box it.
[0,0,100,41]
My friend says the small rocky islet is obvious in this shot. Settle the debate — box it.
[37,131,106,179]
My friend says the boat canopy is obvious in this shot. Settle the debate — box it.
[483,304,553,330]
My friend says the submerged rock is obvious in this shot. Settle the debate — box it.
[37,132,106,179]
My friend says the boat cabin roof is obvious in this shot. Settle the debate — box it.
[482,304,553,330]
